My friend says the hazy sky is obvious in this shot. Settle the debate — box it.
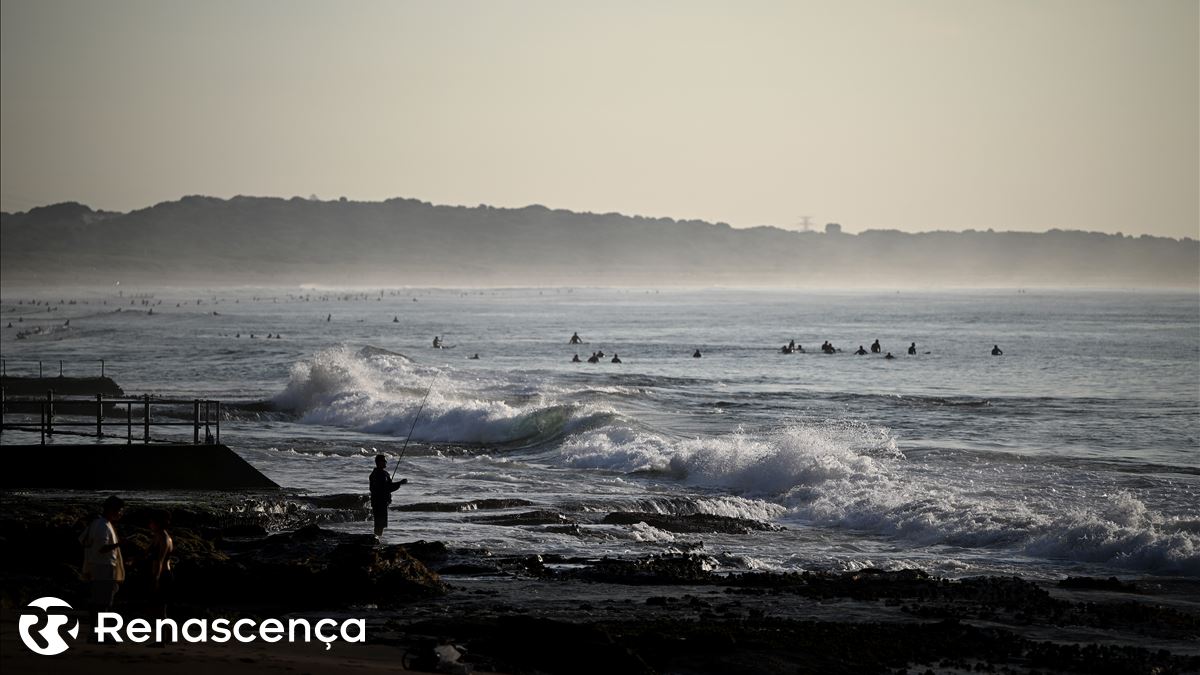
[2,0,1196,236]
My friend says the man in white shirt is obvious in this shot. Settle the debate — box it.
[80,495,125,613]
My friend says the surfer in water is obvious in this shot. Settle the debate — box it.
[884,352,896,360]
[469,353,480,360]
[992,345,1003,355]
[587,352,600,363]
[693,349,702,358]
[572,354,582,363]
[908,342,917,355]
[854,346,868,355]
[611,353,622,363]
[569,332,582,344]
[433,336,442,349]
[871,339,881,354]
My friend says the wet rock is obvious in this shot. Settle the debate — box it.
[602,511,779,534]
[396,498,536,512]
[1058,576,1140,593]
[476,510,575,526]
[567,554,716,585]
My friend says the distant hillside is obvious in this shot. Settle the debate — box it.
[1,196,1196,287]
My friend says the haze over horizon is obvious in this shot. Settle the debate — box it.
[2,0,1196,238]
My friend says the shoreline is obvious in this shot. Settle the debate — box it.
[2,492,1197,674]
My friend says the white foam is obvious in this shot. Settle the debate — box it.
[274,347,612,446]
[560,420,1200,574]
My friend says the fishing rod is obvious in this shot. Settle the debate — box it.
[392,372,439,480]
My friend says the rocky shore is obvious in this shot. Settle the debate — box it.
[2,492,1197,674]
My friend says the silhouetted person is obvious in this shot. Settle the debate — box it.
[597,350,605,358]
[693,349,702,358]
[80,495,125,617]
[469,353,480,360]
[908,342,917,355]
[871,339,881,354]
[992,345,1003,356]
[854,346,868,355]
[587,352,600,363]
[433,336,442,348]
[788,339,795,351]
[572,354,582,363]
[326,313,331,322]
[885,352,895,360]
[393,316,399,323]
[569,332,582,344]
[141,510,174,620]
[611,354,622,363]
[370,455,407,538]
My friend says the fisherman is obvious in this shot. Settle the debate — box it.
[992,345,1003,356]
[570,332,582,344]
[854,346,868,355]
[693,349,702,358]
[908,342,917,355]
[370,455,407,538]
[611,353,622,363]
[572,354,582,363]
[871,339,881,354]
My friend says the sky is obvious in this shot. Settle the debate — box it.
[1,0,1196,237]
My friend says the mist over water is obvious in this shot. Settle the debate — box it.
[2,287,1197,578]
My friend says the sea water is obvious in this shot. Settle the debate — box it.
[2,288,1197,579]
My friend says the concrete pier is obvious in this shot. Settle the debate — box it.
[0,443,279,490]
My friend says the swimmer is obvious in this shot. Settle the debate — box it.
[854,346,868,355]
[884,352,895,360]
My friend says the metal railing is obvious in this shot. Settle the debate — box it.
[1,358,108,379]
[0,393,220,446]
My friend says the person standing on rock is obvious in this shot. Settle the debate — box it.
[80,495,126,617]
[370,455,407,538]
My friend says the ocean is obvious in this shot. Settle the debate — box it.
[2,287,1197,579]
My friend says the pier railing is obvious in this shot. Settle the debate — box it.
[1,358,108,379]
[0,393,220,446]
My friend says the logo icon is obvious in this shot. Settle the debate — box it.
[18,597,79,656]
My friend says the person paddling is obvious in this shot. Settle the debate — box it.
[370,455,407,538]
